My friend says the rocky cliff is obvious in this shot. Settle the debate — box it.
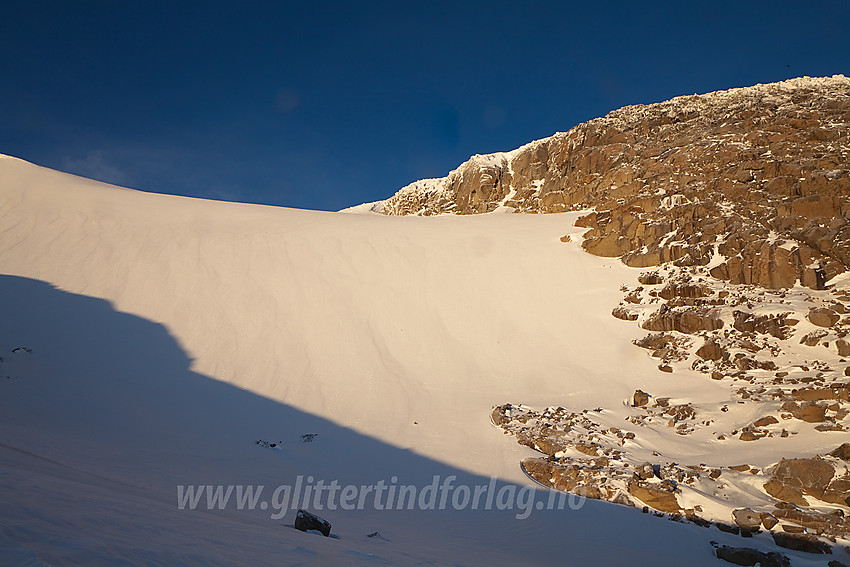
[380,76,850,290]
[379,76,850,553]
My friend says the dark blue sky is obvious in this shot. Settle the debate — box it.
[2,1,848,211]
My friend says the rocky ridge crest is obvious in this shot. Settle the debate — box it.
[381,75,850,290]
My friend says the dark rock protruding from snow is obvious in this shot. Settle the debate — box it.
[294,509,331,537]
[771,532,832,554]
[712,542,790,567]
[831,443,850,461]
[632,389,649,407]
[732,507,762,531]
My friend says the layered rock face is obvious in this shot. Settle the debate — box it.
[381,76,850,289]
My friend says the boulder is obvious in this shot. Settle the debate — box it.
[822,476,850,506]
[634,462,656,480]
[294,509,331,537]
[533,438,567,456]
[774,506,850,536]
[830,443,850,461]
[771,532,832,554]
[575,212,598,229]
[761,513,779,530]
[659,282,710,300]
[792,387,846,402]
[733,311,792,339]
[766,457,837,505]
[632,390,649,407]
[800,330,828,346]
[641,306,723,334]
[491,406,510,426]
[753,416,779,427]
[739,427,766,441]
[713,544,790,567]
[764,479,809,506]
[611,306,638,321]
[774,458,835,495]
[582,232,631,257]
[574,442,599,457]
[521,458,610,499]
[732,508,762,530]
[696,339,725,361]
[808,307,840,328]
[627,481,681,513]
[638,272,664,285]
[796,404,826,423]
[781,401,826,422]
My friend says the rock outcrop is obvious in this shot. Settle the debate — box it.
[809,307,841,328]
[761,457,850,511]
[641,305,723,333]
[496,399,850,548]
[713,543,790,567]
[380,76,850,289]
[294,509,332,537]
[627,481,681,513]
[430,76,850,557]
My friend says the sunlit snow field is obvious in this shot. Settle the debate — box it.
[0,155,827,566]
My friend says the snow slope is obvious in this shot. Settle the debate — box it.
[0,154,827,565]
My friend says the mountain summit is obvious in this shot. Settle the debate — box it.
[379,75,850,290]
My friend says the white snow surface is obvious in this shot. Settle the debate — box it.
[0,154,828,565]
